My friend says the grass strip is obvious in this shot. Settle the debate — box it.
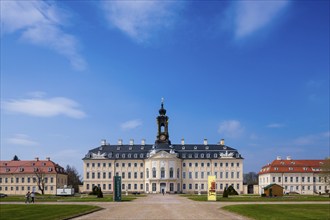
[222,204,330,220]
[0,204,102,220]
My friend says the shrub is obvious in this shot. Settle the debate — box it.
[227,185,239,195]
[223,188,228,198]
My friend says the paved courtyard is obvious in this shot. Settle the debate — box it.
[72,194,248,220]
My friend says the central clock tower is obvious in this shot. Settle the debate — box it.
[156,98,171,144]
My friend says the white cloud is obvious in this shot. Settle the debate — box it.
[294,131,330,146]
[231,1,289,39]
[102,1,182,43]
[120,119,143,130]
[2,96,86,119]
[1,1,86,70]
[7,134,39,146]
[267,123,285,128]
[218,120,244,138]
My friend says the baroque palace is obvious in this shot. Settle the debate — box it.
[82,101,244,194]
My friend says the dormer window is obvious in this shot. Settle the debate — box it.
[115,153,119,158]
[34,168,39,172]
[122,154,126,158]
[6,168,10,172]
[280,162,284,165]
[48,167,53,172]
[19,167,24,172]
[129,146,132,150]
[200,153,204,158]
[206,153,210,158]
[141,146,144,150]
[290,161,295,164]
[274,167,278,171]
[32,163,35,166]
[289,167,293,171]
[182,146,185,150]
[42,163,46,166]
[128,154,131,158]
[117,146,121,150]
[205,146,209,150]
[140,153,144,158]
[214,153,218,158]
[194,146,197,150]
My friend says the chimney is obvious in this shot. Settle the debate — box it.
[286,156,292,160]
[118,139,123,145]
[101,139,107,146]
[203,139,208,145]
[220,139,225,145]
[46,157,50,161]
[276,156,281,160]
[129,139,134,145]
[35,157,39,161]
[181,138,185,145]
[141,139,146,145]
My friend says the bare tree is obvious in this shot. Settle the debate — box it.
[320,158,330,196]
[34,168,45,195]
[65,165,82,193]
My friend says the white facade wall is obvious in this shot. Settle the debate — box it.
[82,151,244,194]
[259,172,327,195]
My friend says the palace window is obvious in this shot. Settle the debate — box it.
[161,168,165,178]
[134,172,137,179]
[195,172,198,179]
[170,167,174,178]
[152,167,156,178]
[201,172,204,179]
[108,172,112,179]
[140,172,143,178]
[182,172,186,179]
[128,172,131,179]
[152,183,156,192]
[189,172,192,179]
[189,184,192,190]
[214,153,218,158]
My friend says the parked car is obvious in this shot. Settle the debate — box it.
[0,193,8,198]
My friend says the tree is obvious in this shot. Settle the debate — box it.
[223,187,228,198]
[243,172,258,185]
[320,158,330,197]
[12,155,20,161]
[65,165,82,193]
[34,168,45,195]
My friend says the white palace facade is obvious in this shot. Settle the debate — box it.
[82,101,244,194]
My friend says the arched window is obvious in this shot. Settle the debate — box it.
[169,167,174,178]
[161,167,165,178]
[152,167,156,178]
[146,168,149,179]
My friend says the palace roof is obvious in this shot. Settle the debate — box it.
[258,158,325,174]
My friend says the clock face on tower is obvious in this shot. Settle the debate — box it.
[160,134,166,141]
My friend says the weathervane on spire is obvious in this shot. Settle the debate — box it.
[161,97,164,108]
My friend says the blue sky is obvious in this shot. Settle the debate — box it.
[1,0,329,176]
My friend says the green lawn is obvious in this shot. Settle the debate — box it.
[0,194,143,202]
[0,204,102,220]
[222,204,330,220]
[181,194,330,202]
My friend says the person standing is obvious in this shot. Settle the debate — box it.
[30,192,35,203]
[25,191,30,203]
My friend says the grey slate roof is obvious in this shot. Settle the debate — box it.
[83,142,243,160]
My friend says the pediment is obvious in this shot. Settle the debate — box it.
[150,150,178,159]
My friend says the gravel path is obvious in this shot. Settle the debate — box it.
[72,194,248,220]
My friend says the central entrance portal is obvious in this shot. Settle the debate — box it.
[160,183,166,194]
